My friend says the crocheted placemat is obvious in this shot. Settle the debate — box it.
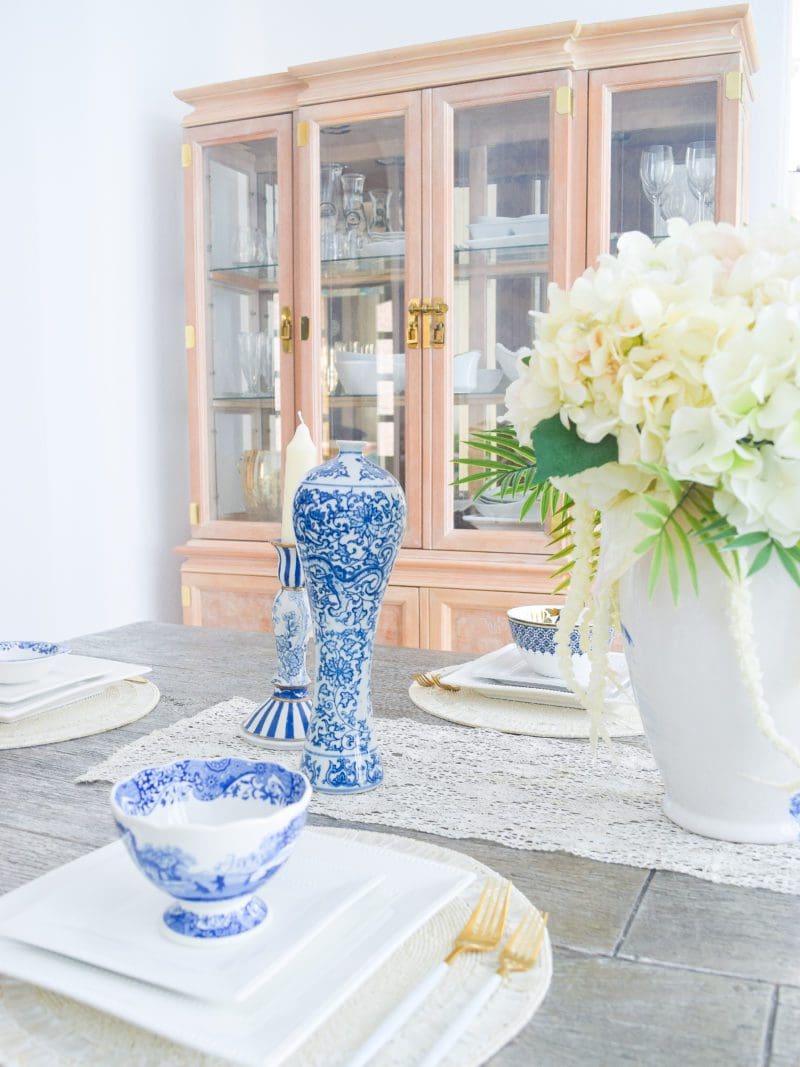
[0,827,551,1067]
[0,681,160,750]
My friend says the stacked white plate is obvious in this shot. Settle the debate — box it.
[0,829,474,1065]
[0,655,152,722]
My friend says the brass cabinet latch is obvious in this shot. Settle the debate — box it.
[280,306,293,353]
[407,299,423,347]
[407,298,448,348]
[430,298,448,349]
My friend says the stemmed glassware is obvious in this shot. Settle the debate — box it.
[238,332,272,395]
[341,172,367,257]
[685,140,716,221]
[639,145,675,219]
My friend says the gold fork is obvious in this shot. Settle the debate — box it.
[412,670,460,693]
[343,880,511,1067]
[418,908,549,1067]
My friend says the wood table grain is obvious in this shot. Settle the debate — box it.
[0,622,797,1066]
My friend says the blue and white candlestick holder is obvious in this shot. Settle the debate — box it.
[242,542,313,746]
[293,441,406,793]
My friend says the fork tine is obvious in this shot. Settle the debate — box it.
[464,879,492,934]
[503,909,548,972]
[478,878,510,939]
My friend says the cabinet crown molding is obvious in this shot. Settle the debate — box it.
[175,4,758,127]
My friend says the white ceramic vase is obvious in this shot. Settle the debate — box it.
[619,554,800,843]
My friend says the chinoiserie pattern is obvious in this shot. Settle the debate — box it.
[508,619,582,657]
[242,542,313,744]
[111,758,309,939]
[294,442,406,793]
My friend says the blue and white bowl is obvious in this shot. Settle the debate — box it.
[111,758,311,942]
[0,641,69,684]
[507,605,584,678]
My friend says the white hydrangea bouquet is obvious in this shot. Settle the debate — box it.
[463,215,800,767]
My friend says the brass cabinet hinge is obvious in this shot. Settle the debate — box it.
[555,86,574,116]
[181,585,192,608]
[185,325,196,350]
[296,120,309,147]
[725,70,744,101]
[181,144,192,168]
[189,501,200,525]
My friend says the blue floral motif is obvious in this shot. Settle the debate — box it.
[790,793,800,833]
[294,444,406,794]
[0,641,68,660]
[115,813,305,901]
[163,896,268,939]
[112,758,306,817]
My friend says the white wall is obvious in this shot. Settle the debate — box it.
[0,0,791,640]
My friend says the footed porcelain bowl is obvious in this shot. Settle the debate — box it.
[111,758,310,942]
[507,605,583,678]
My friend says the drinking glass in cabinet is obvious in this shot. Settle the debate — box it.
[685,140,716,221]
[608,82,717,249]
[639,145,674,219]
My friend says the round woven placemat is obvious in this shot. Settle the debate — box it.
[0,681,161,750]
[0,827,552,1067]
[409,680,642,738]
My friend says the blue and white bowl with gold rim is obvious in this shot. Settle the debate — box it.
[507,605,584,678]
[0,641,69,684]
[110,758,310,942]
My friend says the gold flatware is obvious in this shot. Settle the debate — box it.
[497,907,549,976]
[342,879,511,1067]
[418,907,549,1067]
[124,677,149,685]
[411,670,460,693]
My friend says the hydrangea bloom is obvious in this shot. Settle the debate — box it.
[506,215,800,547]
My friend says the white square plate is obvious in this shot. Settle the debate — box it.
[0,829,474,1066]
[444,644,630,707]
[0,834,382,1003]
[0,657,151,722]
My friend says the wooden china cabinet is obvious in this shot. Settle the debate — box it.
[176,5,757,652]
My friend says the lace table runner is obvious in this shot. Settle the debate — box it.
[78,698,800,895]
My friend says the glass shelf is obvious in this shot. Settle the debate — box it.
[208,264,280,291]
[212,392,277,407]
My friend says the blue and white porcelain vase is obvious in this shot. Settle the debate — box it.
[242,542,313,745]
[293,441,406,793]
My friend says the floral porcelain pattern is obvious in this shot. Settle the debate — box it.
[294,443,406,793]
[162,896,268,939]
[111,758,310,939]
[112,757,306,815]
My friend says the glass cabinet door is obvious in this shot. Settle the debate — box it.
[587,55,748,263]
[186,116,294,537]
[295,95,423,547]
[428,73,584,553]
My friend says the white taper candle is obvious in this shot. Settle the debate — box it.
[281,413,318,544]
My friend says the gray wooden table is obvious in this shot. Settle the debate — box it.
[0,622,797,1066]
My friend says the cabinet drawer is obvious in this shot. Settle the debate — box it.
[428,587,563,654]
[183,572,419,649]
[182,573,281,632]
